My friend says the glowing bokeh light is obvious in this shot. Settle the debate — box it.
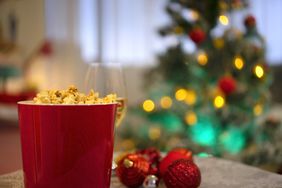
[197,52,208,66]
[214,95,225,109]
[234,56,244,70]
[143,100,155,112]
[185,90,197,105]
[253,104,263,116]
[160,96,173,109]
[185,111,197,126]
[219,15,229,25]
[254,65,264,78]
[175,89,187,101]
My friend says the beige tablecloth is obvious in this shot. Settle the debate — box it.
[1,157,282,188]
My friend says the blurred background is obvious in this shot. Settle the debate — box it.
[0,0,282,175]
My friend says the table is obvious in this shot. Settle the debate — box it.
[0,157,281,188]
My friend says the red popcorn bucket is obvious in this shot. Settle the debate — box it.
[18,101,117,188]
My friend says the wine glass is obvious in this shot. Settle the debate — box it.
[84,62,127,128]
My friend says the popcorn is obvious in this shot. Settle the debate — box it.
[33,85,117,104]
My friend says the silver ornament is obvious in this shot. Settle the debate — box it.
[143,175,158,188]
[111,161,117,177]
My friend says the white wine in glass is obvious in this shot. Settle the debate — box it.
[85,62,127,127]
[115,97,127,127]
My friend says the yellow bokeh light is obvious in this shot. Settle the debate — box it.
[148,127,161,140]
[143,100,155,112]
[234,56,244,70]
[254,65,264,78]
[185,90,197,105]
[175,89,187,101]
[160,96,173,109]
[185,111,197,126]
[253,104,263,116]
[213,38,224,49]
[214,95,225,109]
[219,15,229,26]
[197,52,208,66]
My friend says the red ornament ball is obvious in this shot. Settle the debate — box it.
[244,15,256,28]
[163,159,201,188]
[169,148,193,159]
[189,28,206,44]
[218,76,237,95]
[160,148,193,177]
[136,147,161,176]
[116,154,150,188]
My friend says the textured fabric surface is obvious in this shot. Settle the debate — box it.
[0,157,282,188]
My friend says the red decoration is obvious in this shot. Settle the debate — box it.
[0,91,36,105]
[160,148,193,177]
[244,15,256,28]
[163,159,201,188]
[189,28,206,44]
[116,154,150,188]
[218,76,237,95]
[136,148,161,175]
[169,148,193,159]
[39,40,53,56]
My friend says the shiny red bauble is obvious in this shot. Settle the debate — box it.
[244,15,256,28]
[218,76,237,95]
[136,147,161,175]
[159,148,193,177]
[116,154,150,188]
[189,28,206,44]
[163,159,201,188]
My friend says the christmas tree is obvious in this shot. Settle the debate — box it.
[118,0,282,171]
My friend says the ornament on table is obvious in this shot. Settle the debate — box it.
[116,153,150,188]
[168,148,193,159]
[163,159,201,188]
[160,148,193,177]
[189,28,206,44]
[218,76,237,95]
[136,147,161,175]
[244,15,256,29]
[143,175,159,188]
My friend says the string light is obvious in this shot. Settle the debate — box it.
[214,95,225,109]
[253,104,263,116]
[143,100,155,112]
[254,65,264,78]
[175,88,187,101]
[234,56,244,70]
[160,96,173,109]
[219,15,229,26]
[185,89,197,105]
[148,127,161,140]
[197,52,208,66]
[185,111,197,126]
